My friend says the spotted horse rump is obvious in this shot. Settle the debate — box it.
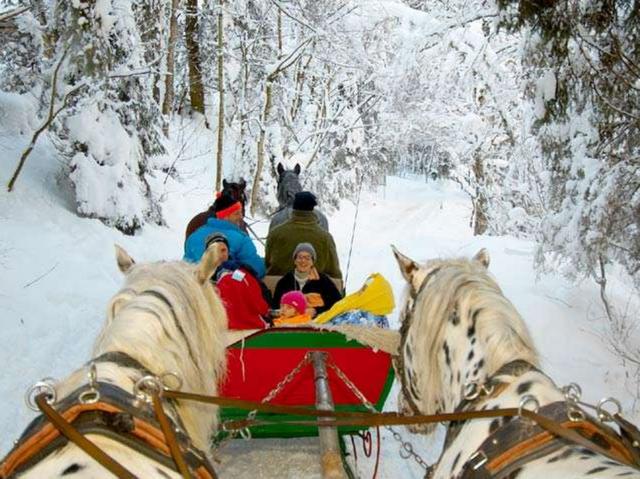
[392,246,640,478]
[0,244,228,478]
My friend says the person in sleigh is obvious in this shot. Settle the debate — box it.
[272,242,342,319]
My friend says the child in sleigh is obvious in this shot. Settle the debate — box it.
[273,290,313,327]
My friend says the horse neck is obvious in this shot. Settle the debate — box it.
[436,307,489,411]
[435,294,539,412]
[94,300,210,394]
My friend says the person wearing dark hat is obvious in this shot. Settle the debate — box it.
[272,242,342,318]
[265,191,342,278]
[269,191,329,233]
[184,193,266,278]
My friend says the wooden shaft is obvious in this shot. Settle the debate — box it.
[310,352,347,479]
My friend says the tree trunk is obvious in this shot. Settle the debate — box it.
[185,0,206,118]
[162,0,179,137]
[472,152,488,235]
[215,0,224,191]
[251,77,273,216]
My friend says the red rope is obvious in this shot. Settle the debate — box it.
[372,426,381,479]
[362,430,372,457]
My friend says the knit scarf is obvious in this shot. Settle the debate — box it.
[294,267,319,289]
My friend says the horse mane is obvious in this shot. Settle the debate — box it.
[408,257,539,416]
[89,259,227,451]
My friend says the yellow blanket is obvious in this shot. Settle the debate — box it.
[313,273,395,324]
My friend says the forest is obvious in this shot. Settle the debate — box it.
[1,0,639,400]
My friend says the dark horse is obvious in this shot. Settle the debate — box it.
[268,163,328,233]
[184,179,248,241]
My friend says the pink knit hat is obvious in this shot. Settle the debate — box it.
[280,291,306,315]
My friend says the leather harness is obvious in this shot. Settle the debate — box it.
[0,352,217,479]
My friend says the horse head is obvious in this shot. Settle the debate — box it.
[2,245,228,478]
[391,246,538,431]
[222,178,247,211]
[276,162,302,207]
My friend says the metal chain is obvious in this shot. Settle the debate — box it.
[260,353,312,404]
[216,352,313,449]
[327,360,431,472]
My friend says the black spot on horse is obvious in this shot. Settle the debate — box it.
[61,463,85,475]
[580,448,596,456]
[451,452,461,472]
[443,341,451,366]
[547,453,561,463]
[467,311,479,337]
[450,310,460,326]
[457,371,461,384]
[587,466,608,475]
[467,350,475,361]
[616,472,635,476]
[476,358,485,369]
[155,467,173,478]
[516,381,533,395]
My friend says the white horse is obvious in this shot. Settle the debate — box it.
[1,244,228,478]
[392,246,640,478]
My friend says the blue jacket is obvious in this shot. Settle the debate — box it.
[183,218,266,278]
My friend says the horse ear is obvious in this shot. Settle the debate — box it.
[115,244,135,273]
[472,248,490,268]
[223,179,229,187]
[293,164,301,175]
[238,178,246,188]
[391,245,418,284]
[196,243,224,285]
[277,163,284,175]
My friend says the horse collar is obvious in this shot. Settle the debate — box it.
[1,381,216,478]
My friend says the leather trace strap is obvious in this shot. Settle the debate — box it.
[152,393,192,479]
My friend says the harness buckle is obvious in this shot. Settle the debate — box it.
[468,450,488,470]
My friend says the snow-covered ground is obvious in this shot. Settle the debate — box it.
[0,117,635,477]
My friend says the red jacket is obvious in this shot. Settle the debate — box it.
[216,267,269,330]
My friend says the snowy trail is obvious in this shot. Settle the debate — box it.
[1,153,636,477]
[216,437,322,478]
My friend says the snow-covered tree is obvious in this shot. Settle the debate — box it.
[49,0,167,234]
[0,2,45,94]
[498,0,640,286]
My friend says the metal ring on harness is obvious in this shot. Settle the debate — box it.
[597,397,622,423]
[160,371,183,391]
[133,375,164,404]
[561,383,582,402]
[518,394,540,419]
[25,378,57,412]
[79,363,101,405]
[464,382,481,401]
